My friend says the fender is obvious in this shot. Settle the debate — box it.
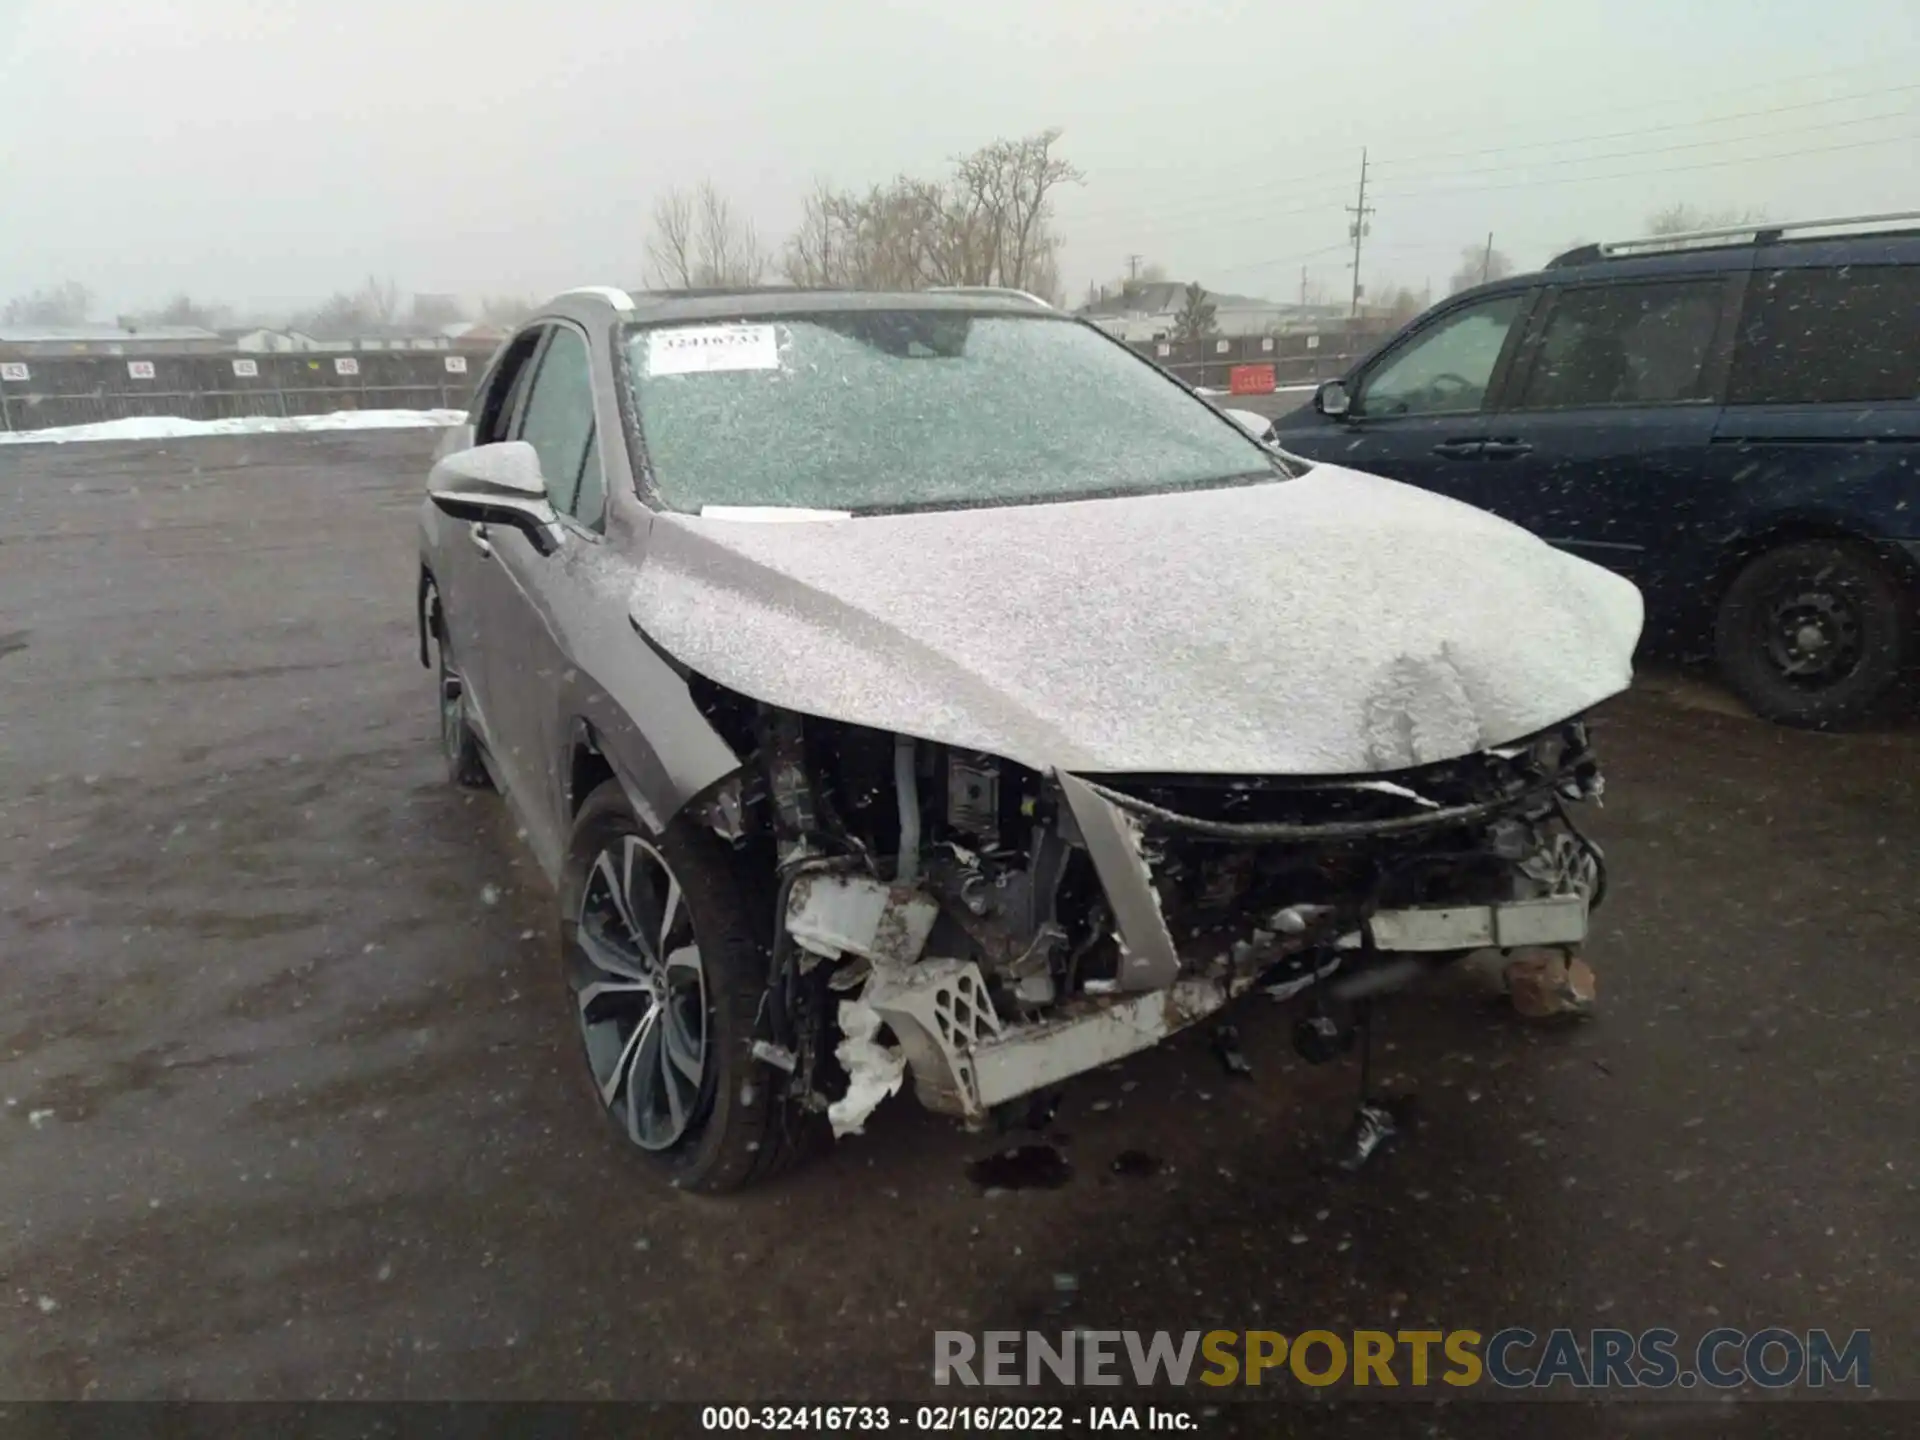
[549,610,744,839]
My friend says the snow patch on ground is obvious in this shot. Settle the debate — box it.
[0,410,466,445]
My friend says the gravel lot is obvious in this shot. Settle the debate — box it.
[0,430,1913,1431]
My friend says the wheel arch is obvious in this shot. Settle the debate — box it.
[551,636,747,837]
[1708,514,1920,610]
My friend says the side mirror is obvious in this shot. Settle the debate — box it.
[431,439,546,499]
[428,441,561,553]
[1223,408,1273,441]
[1316,379,1351,418]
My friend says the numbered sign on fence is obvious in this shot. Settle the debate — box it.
[1215,339,1230,354]
[1155,343,1170,358]
[444,355,468,374]
[128,360,156,380]
[232,358,259,378]
[334,357,360,376]
[1260,337,1275,352]
[1306,334,1321,350]
[0,363,28,382]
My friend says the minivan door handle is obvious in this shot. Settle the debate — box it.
[1430,439,1486,459]
[468,523,494,559]
[1478,439,1535,460]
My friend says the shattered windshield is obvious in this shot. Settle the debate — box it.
[625,310,1288,513]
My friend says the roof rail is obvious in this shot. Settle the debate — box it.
[1548,211,1920,268]
[926,285,1053,309]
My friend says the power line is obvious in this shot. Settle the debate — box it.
[1372,128,1920,200]
[1371,99,1918,180]
[1359,54,1916,154]
[1205,241,1350,283]
[1097,106,1912,248]
[1053,76,1918,235]
[1370,82,1920,169]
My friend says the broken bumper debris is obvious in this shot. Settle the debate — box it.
[785,721,1609,1134]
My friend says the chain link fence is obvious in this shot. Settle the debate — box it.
[0,350,486,433]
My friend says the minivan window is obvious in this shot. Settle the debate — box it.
[1517,280,1724,409]
[1356,293,1524,417]
[1728,265,1920,405]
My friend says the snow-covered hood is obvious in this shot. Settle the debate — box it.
[629,465,1644,776]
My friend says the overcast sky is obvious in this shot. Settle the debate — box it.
[2,0,1915,317]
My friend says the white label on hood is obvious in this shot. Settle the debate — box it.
[647,323,779,376]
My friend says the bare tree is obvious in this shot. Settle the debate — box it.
[129,294,229,330]
[1374,285,1426,325]
[647,182,769,289]
[410,293,468,328]
[1447,244,1514,295]
[3,281,93,327]
[779,130,1081,301]
[1171,283,1218,342]
[479,295,534,326]
[1647,203,1769,236]
[298,276,405,336]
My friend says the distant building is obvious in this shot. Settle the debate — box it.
[0,323,225,358]
[292,323,452,352]
[225,328,306,353]
[1076,282,1348,341]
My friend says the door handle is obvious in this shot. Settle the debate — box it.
[1478,440,1535,460]
[468,523,494,558]
[1430,439,1486,459]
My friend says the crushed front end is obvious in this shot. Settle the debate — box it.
[706,697,1608,1135]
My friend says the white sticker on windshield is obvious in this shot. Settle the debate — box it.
[647,324,779,376]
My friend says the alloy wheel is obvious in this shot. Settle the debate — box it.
[571,833,710,1151]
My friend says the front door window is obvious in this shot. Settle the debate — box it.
[1357,294,1525,417]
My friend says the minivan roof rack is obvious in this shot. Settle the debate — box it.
[1547,210,1920,268]
[926,285,1054,309]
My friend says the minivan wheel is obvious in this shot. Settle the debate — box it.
[559,779,818,1192]
[1714,539,1913,728]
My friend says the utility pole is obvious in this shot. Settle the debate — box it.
[1346,148,1374,319]
[1126,253,1143,283]
[1299,266,1307,308]
[1481,232,1495,285]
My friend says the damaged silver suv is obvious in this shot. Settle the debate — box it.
[416,286,1642,1191]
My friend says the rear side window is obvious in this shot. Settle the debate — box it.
[474,327,545,445]
[1517,281,1724,409]
[1729,266,1920,405]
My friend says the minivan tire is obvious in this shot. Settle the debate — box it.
[1714,539,1913,728]
[558,779,820,1192]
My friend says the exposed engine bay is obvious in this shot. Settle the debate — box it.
[691,686,1608,1137]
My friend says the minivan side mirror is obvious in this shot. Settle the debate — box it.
[1315,379,1351,418]
[428,441,561,553]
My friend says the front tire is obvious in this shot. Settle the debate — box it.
[1714,539,1914,728]
[559,779,818,1192]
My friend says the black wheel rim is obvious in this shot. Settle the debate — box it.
[571,834,709,1152]
[1756,576,1864,690]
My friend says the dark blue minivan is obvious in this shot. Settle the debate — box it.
[1271,215,1920,727]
